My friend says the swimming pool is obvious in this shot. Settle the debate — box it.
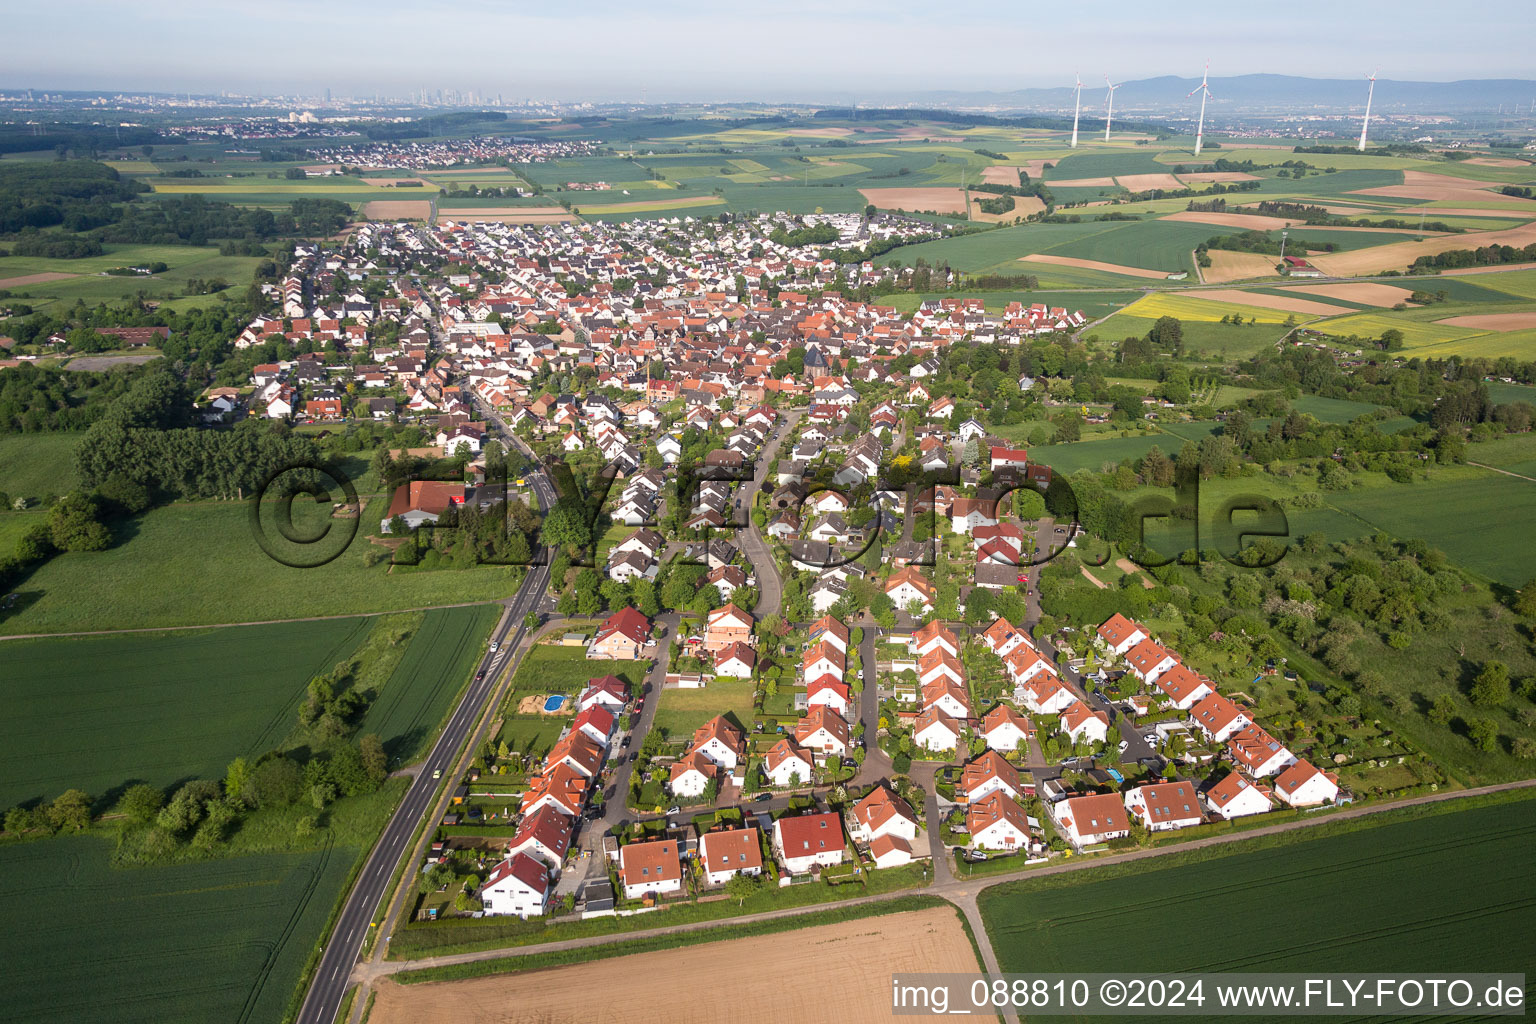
[542,694,567,713]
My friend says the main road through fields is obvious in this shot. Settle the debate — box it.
[295,467,557,1024]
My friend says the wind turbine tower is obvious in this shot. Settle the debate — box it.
[1189,62,1213,157]
[1103,76,1121,142]
[1358,69,1379,152]
[1070,75,1083,148]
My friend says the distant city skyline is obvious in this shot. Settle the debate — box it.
[9,0,1535,103]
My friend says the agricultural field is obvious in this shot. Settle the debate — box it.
[0,499,523,633]
[1327,470,1536,588]
[0,617,373,809]
[358,605,503,762]
[980,794,1536,986]
[0,836,354,1024]
[651,676,757,740]
[368,905,979,1024]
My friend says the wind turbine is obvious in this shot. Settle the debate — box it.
[1103,76,1121,142]
[1070,74,1083,149]
[1189,62,1213,157]
[1358,69,1379,152]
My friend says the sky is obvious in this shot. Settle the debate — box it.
[8,0,1535,102]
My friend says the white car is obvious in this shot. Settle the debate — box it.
[489,641,499,652]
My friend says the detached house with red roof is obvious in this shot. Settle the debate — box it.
[1096,613,1149,657]
[1227,724,1297,778]
[1273,760,1341,808]
[1153,664,1216,711]
[773,812,847,875]
[619,838,683,899]
[507,806,572,874]
[982,704,1035,753]
[1053,792,1132,847]
[1124,781,1203,832]
[849,785,919,844]
[689,715,746,771]
[668,750,719,799]
[1124,638,1179,684]
[699,827,764,886]
[1204,772,1272,820]
[480,852,550,918]
[762,738,815,787]
[381,481,466,533]
[1189,693,1253,744]
[959,751,1024,804]
[1059,701,1111,745]
[967,790,1034,852]
[588,606,652,660]
[795,706,850,757]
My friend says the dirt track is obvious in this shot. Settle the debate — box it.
[367,907,979,1024]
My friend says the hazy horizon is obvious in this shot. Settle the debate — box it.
[9,0,1535,104]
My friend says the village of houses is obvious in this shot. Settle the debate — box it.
[205,210,1348,926]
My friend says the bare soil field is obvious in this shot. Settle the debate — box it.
[1019,254,1172,280]
[1436,312,1536,331]
[981,165,1021,187]
[1465,157,1531,168]
[1202,250,1283,284]
[1308,221,1536,276]
[1279,282,1420,306]
[362,200,433,221]
[1021,159,1050,178]
[0,272,78,289]
[860,187,968,213]
[1177,171,1261,183]
[1186,289,1355,316]
[1351,171,1536,207]
[1116,173,1184,191]
[1047,176,1117,188]
[369,907,980,1024]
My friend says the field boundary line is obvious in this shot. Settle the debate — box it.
[1467,460,1536,483]
[0,599,509,642]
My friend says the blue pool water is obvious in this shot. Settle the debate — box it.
[542,694,567,713]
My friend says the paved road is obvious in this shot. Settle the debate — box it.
[295,467,556,1024]
[738,407,801,620]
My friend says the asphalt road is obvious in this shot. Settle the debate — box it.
[295,466,554,1024]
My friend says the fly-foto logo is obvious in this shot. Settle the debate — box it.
[248,452,1290,571]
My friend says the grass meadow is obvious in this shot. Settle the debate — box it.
[0,499,522,633]
[980,793,1536,989]
[651,676,757,740]
[0,432,85,502]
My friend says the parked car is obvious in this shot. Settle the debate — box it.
[753,793,773,803]
[667,805,680,815]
